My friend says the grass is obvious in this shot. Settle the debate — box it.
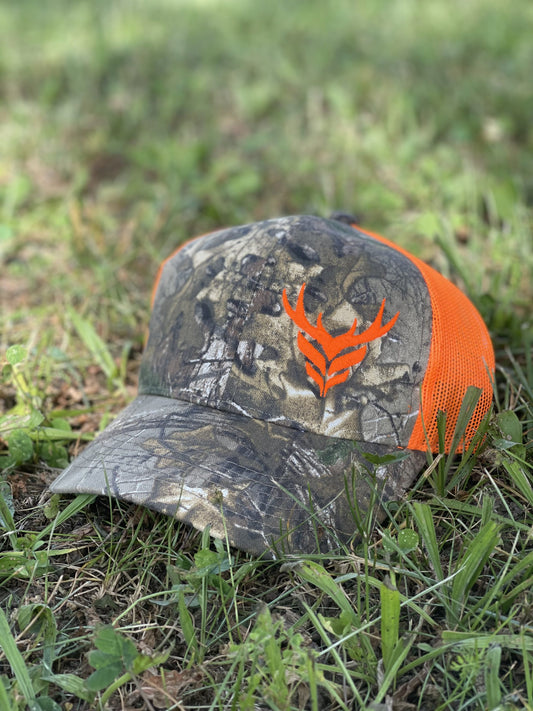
[0,0,532,708]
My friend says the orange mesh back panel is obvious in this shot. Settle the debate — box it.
[356,227,495,453]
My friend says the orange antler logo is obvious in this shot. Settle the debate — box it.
[282,283,399,397]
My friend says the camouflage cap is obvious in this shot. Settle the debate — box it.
[51,215,495,556]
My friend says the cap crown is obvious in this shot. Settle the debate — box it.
[141,216,494,453]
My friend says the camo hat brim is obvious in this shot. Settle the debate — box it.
[51,394,426,556]
[51,214,494,556]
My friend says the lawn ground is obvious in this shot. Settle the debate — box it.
[1,1,533,709]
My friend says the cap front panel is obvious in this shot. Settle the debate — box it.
[140,216,432,447]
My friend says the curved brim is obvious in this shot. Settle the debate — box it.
[50,395,426,557]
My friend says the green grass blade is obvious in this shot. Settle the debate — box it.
[301,601,359,709]
[68,309,116,376]
[68,308,119,385]
[373,637,413,706]
[484,644,502,709]
[41,673,93,703]
[380,575,400,673]
[178,589,199,662]
[522,635,533,704]
[502,457,533,507]
[0,607,39,711]
[449,520,501,625]
[31,427,93,442]
[0,674,14,710]
[37,494,96,544]
[411,502,444,580]
[442,630,533,651]
[0,482,18,550]
[444,386,483,478]
[17,604,57,671]
[293,560,359,627]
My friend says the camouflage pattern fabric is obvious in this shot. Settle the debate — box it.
[52,215,432,556]
[50,395,426,555]
[141,216,432,445]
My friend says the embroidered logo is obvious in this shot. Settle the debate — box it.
[282,283,399,397]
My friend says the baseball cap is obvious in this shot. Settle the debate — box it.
[51,215,495,556]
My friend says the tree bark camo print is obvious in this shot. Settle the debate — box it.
[140,216,431,446]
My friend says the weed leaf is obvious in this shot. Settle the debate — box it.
[6,345,27,366]
[85,662,124,692]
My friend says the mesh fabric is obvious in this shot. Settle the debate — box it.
[357,227,495,454]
